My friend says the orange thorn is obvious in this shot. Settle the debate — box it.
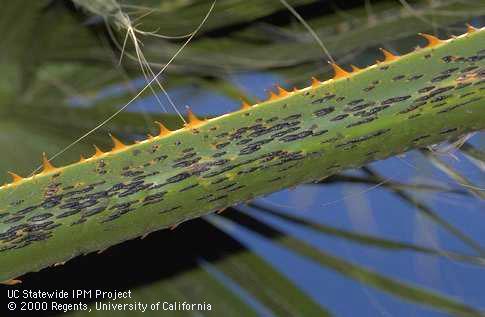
[466,24,477,34]
[79,155,86,163]
[418,33,443,47]
[7,171,23,183]
[350,64,361,72]
[92,145,104,158]
[154,121,171,137]
[170,224,179,230]
[240,100,251,110]
[311,77,321,88]
[379,48,399,62]
[185,108,205,128]
[1,279,22,285]
[329,62,350,79]
[42,153,57,173]
[276,85,289,97]
[292,86,299,92]
[268,90,279,101]
[109,133,126,151]
[216,207,227,214]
